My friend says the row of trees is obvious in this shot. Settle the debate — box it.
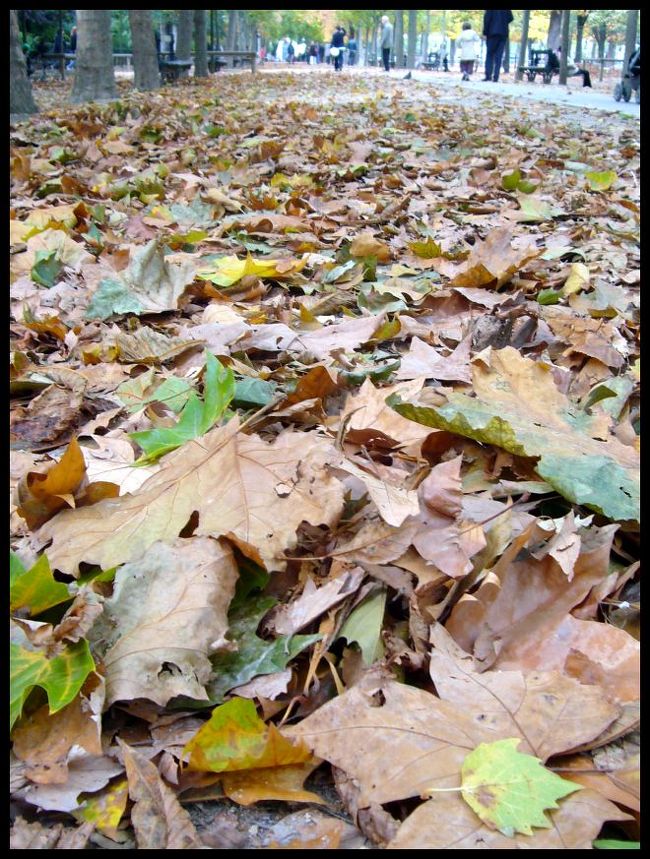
[11,10,220,115]
[10,9,640,115]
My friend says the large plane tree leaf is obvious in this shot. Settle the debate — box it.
[458,738,581,837]
[391,347,638,522]
[37,421,345,576]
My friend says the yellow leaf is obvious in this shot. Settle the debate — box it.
[562,262,590,296]
[76,778,129,839]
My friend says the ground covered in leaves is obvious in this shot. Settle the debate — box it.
[10,69,639,849]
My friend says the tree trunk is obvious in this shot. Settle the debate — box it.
[71,10,116,104]
[516,10,530,80]
[371,21,378,63]
[394,10,404,68]
[503,38,510,73]
[422,10,430,61]
[406,9,417,69]
[226,10,237,51]
[547,9,562,51]
[606,39,616,60]
[128,10,160,91]
[176,9,193,77]
[193,9,208,77]
[559,9,570,85]
[622,9,638,78]
[10,9,38,115]
[575,14,588,63]
[594,25,607,60]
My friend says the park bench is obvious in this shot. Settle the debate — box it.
[518,48,558,84]
[208,50,256,73]
[160,58,193,82]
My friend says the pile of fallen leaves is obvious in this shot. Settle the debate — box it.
[10,69,639,849]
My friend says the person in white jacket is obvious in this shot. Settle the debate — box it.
[456,21,481,81]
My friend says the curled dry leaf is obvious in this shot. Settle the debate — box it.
[119,739,203,850]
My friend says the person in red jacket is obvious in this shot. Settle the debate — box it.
[482,10,513,82]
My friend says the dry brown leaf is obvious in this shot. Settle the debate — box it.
[268,566,365,635]
[119,740,203,849]
[444,228,542,289]
[15,437,87,529]
[428,625,620,761]
[12,672,104,784]
[446,519,620,670]
[337,378,434,449]
[37,420,345,575]
[395,335,472,383]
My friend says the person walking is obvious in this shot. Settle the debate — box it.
[67,25,77,70]
[482,9,512,82]
[440,40,449,72]
[380,15,393,72]
[347,34,357,66]
[330,25,345,72]
[457,21,480,81]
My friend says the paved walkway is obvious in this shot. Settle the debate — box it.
[368,66,640,118]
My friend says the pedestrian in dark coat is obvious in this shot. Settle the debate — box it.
[482,9,512,82]
[330,25,345,72]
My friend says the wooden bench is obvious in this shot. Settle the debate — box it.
[160,59,193,82]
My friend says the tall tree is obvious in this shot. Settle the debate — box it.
[226,10,237,51]
[194,9,208,77]
[421,10,430,61]
[558,9,570,85]
[128,10,160,91]
[546,9,562,50]
[574,11,589,63]
[394,10,404,68]
[10,9,38,115]
[176,9,193,76]
[622,9,638,76]
[515,10,530,80]
[71,10,116,104]
[406,9,417,69]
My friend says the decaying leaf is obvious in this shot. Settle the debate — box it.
[88,537,238,706]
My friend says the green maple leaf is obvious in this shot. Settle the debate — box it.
[130,351,235,463]
[459,738,581,837]
[205,595,321,705]
[10,640,95,731]
[10,552,71,616]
